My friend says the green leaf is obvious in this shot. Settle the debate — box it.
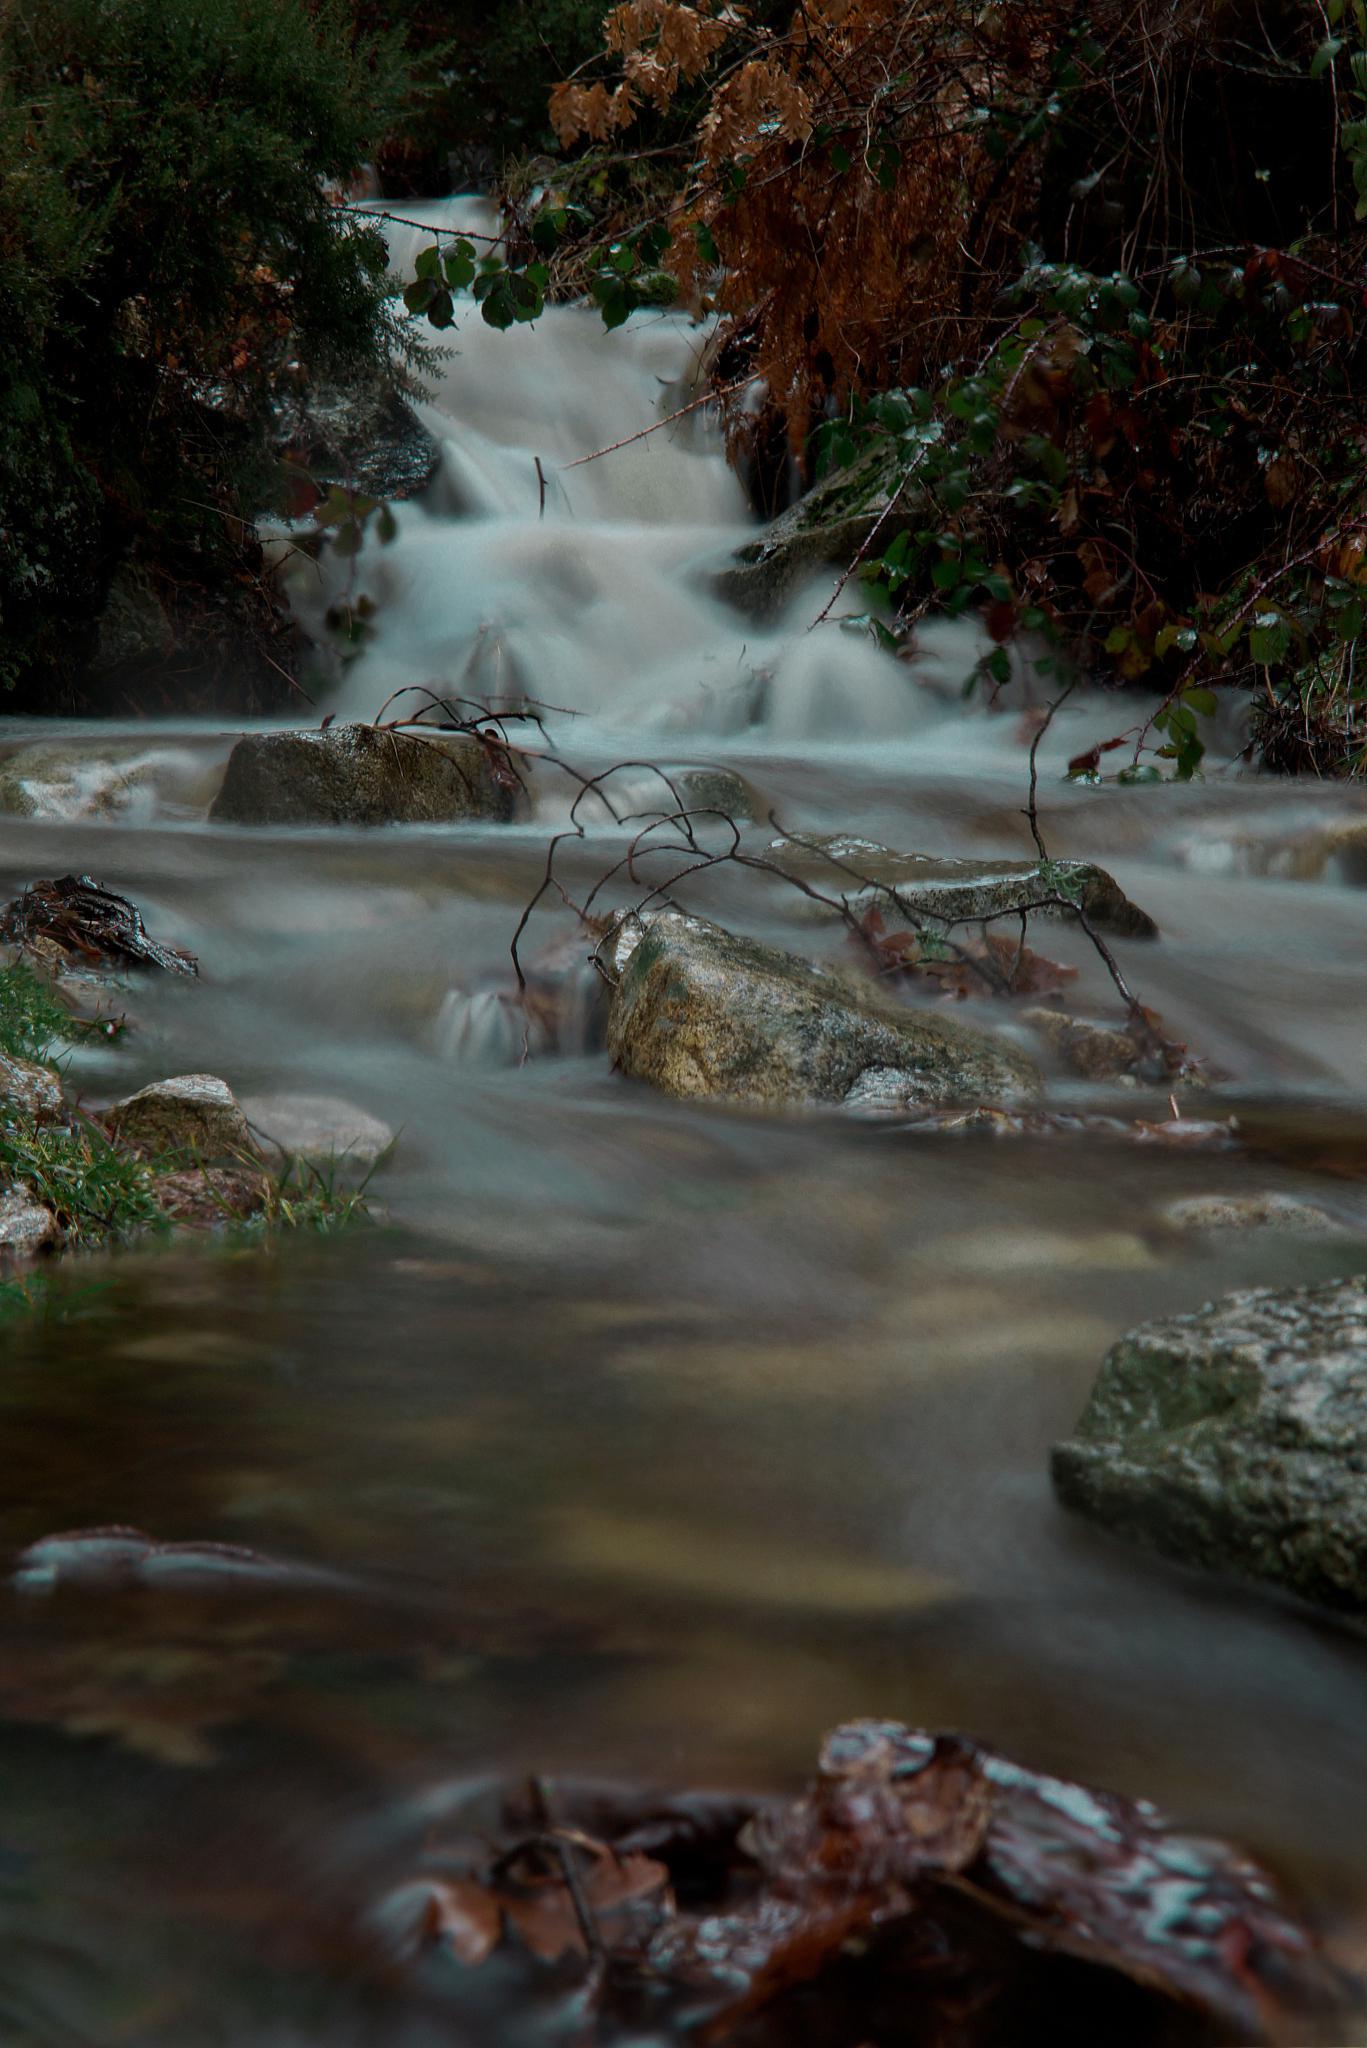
[427,289,455,329]
[375,505,397,545]
[1181,687,1218,717]
[1312,36,1343,77]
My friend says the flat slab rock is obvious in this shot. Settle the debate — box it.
[240,1092,394,1171]
[607,911,1040,1110]
[1053,1276,1367,1612]
[210,725,517,827]
[768,834,1158,939]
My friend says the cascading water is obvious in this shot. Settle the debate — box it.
[2,196,1367,2047]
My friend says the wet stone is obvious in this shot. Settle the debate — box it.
[607,911,1041,1110]
[240,1092,394,1171]
[0,1052,64,1125]
[104,1074,256,1161]
[0,1185,58,1255]
[209,724,518,827]
[766,834,1159,939]
[1160,1192,1339,1233]
[1053,1275,1367,1613]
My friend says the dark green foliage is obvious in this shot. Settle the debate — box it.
[0,0,410,697]
[0,1121,166,1245]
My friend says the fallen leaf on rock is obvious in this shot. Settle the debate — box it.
[392,1719,1357,2044]
[856,908,1076,999]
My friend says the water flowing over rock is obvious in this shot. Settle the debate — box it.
[767,835,1159,939]
[104,1074,256,1161]
[240,1092,394,1172]
[274,379,441,503]
[607,911,1041,1109]
[209,724,518,827]
[1053,1277,1367,1613]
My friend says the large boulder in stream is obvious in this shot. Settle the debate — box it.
[1052,1276,1367,1614]
[607,912,1040,1110]
[768,835,1158,939]
[210,724,517,827]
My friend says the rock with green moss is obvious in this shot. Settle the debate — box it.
[209,724,517,827]
[104,1074,256,1161]
[767,835,1158,939]
[716,442,923,619]
[1052,1276,1367,1613]
[606,912,1040,1110]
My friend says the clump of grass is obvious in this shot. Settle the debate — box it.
[0,961,71,1066]
[233,1155,375,1241]
[0,1120,164,1245]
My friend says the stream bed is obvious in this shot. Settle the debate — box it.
[3,202,1367,2044]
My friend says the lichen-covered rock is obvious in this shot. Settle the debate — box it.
[768,835,1158,940]
[209,725,517,827]
[606,912,1040,1110]
[0,1186,58,1254]
[1052,1276,1367,1612]
[239,1092,394,1171]
[716,442,924,619]
[0,1053,64,1125]
[104,1074,256,1161]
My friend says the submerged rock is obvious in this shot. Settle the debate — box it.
[0,1053,64,1125]
[1052,1276,1367,1612]
[240,1091,394,1171]
[606,912,1040,1110]
[1161,1192,1339,1234]
[275,379,440,503]
[768,835,1158,939]
[104,1074,256,1161]
[210,725,518,828]
[1023,1008,1142,1081]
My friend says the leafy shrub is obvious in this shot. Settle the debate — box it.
[0,0,410,699]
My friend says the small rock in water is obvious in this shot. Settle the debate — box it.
[105,1074,256,1161]
[0,1185,58,1255]
[767,834,1159,939]
[1023,1007,1143,1081]
[209,724,519,827]
[12,1525,342,1594]
[1053,1275,1367,1612]
[1162,1191,1339,1233]
[240,1092,394,1171]
[0,1052,65,1125]
[607,911,1040,1110]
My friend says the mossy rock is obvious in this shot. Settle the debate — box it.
[104,1074,256,1161]
[209,724,518,827]
[715,442,925,620]
[767,835,1159,940]
[1053,1276,1367,1613]
[606,912,1040,1110]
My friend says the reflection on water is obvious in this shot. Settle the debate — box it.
[2,199,1367,2043]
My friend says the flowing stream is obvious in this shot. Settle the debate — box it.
[4,200,1367,2043]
